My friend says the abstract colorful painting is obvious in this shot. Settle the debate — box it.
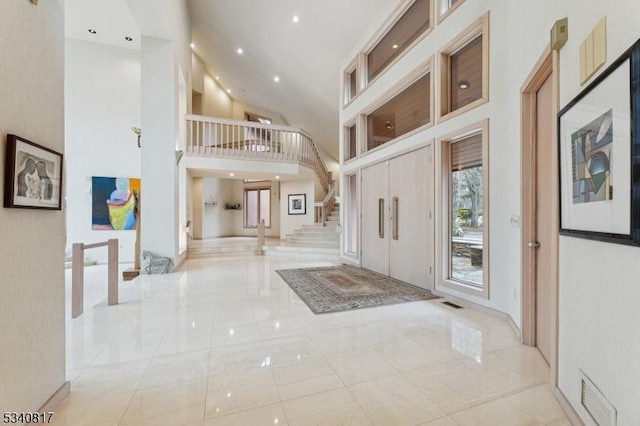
[571,109,613,204]
[92,177,140,230]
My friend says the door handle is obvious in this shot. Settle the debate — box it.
[527,241,541,248]
[378,198,384,238]
[392,196,399,240]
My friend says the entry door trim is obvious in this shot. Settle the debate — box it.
[520,46,560,386]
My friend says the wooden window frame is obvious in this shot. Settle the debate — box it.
[360,58,434,157]
[244,187,271,228]
[437,0,466,25]
[438,12,490,123]
[362,0,434,90]
[436,119,490,299]
[343,58,359,107]
[343,118,358,163]
[343,172,359,258]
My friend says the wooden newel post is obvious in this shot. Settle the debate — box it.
[71,243,84,318]
[257,219,265,255]
[107,239,118,306]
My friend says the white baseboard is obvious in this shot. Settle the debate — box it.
[38,381,70,412]
[554,386,584,426]
[431,289,521,340]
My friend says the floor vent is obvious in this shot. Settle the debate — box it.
[580,370,616,426]
[441,301,463,309]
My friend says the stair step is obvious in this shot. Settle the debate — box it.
[187,244,258,254]
[188,249,263,259]
[289,235,338,241]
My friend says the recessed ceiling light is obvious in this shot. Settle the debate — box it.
[215,76,220,80]
[275,176,280,179]
[392,44,399,49]
[190,42,195,48]
[385,121,395,130]
[292,15,299,23]
[88,29,97,34]
[226,89,231,94]
[125,36,133,42]
[237,47,243,55]
[459,81,470,90]
[229,173,235,177]
[274,76,280,83]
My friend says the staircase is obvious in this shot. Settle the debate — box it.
[285,203,340,249]
[187,244,262,259]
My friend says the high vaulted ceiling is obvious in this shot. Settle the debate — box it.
[187,0,396,159]
[65,0,397,160]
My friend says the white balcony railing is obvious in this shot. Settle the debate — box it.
[185,114,331,194]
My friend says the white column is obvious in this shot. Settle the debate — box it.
[140,36,179,263]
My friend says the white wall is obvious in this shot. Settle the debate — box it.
[204,73,234,119]
[65,38,141,263]
[0,0,66,411]
[340,1,640,424]
[280,180,315,239]
[340,0,519,323]
[201,178,234,237]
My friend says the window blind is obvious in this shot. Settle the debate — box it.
[450,132,482,171]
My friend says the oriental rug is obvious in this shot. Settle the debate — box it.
[276,264,437,314]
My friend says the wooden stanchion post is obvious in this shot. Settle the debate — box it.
[71,243,84,318]
[107,239,118,306]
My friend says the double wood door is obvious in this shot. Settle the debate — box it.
[361,146,434,290]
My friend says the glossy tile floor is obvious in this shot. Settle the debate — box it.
[56,256,570,425]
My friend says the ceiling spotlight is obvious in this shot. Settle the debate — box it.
[292,15,299,23]
[237,47,244,55]
[226,89,231,94]
[275,176,280,179]
[459,81,470,90]
[229,173,235,177]
[215,76,220,80]
[392,44,399,49]
[88,29,97,34]
[274,76,280,83]
[125,36,133,42]
[385,121,395,130]
[190,42,195,48]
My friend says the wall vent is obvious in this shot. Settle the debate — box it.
[580,370,617,426]
[441,301,463,309]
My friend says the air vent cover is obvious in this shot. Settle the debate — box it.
[441,301,463,309]
[580,370,616,426]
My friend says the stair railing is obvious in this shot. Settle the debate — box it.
[314,183,336,225]
[186,114,332,195]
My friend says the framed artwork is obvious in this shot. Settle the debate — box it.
[558,38,640,245]
[92,177,140,230]
[288,193,306,215]
[3,134,63,210]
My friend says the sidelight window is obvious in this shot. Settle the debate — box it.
[439,122,489,297]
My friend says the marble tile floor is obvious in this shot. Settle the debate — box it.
[56,257,569,425]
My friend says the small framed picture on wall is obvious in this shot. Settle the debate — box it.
[288,194,306,215]
[4,134,63,210]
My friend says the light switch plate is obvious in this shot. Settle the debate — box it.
[510,215,520,228]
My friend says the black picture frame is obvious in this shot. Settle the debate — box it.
[4,134,64,210]
[288,193,306,215]
[558,38,640,246]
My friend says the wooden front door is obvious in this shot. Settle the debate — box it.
[361,161,390,276]
[389,146,434,290]
[534,74,554,364]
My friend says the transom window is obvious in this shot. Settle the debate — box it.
[366,0,431,83]
[366,71,431,151]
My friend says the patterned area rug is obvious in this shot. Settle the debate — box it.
[276,264,438,314]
